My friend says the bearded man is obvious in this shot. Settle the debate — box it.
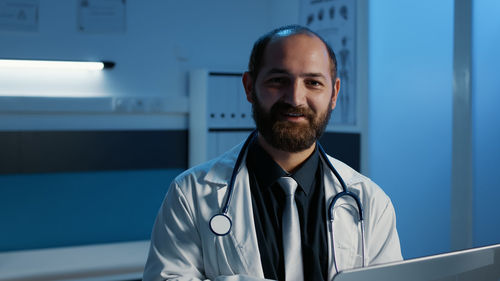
[144,25,402,281]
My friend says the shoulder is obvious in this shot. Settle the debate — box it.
[172,142,243,191]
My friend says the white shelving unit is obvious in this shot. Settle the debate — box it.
[189,70,253,167]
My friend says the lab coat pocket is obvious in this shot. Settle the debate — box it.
[331,203,363,271]
[335,250,363,272]
[213,234,248,276]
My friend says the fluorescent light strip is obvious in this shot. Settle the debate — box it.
[0,59,113,70]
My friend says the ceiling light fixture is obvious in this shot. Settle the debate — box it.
[0,59,115,70]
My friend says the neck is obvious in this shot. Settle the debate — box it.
[257,134,316,173]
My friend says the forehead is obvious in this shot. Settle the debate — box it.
[259,33,331,75]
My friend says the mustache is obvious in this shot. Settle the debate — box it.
[270,101,315,119]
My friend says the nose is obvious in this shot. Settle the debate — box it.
[282,79,307,107]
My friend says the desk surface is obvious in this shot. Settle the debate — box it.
[0,240,149,281]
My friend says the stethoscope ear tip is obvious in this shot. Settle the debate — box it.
[210,213,232,236]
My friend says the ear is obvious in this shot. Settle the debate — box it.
[330,77,341,110]
[242,72,254,103]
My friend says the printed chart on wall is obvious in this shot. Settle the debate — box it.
[0,0,39,32]
[300,0,357,126]
[78,0,126,33]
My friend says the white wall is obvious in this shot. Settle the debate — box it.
[0,0,299,131]
[0,1,269,98]
[473,0,500,247]
[369,1,454,259]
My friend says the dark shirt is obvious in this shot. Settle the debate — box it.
[246,140,328,281]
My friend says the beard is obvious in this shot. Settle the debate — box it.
[251,90,332,152]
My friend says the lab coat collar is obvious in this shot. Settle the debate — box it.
[203,139,364,188]
[203,143,244,187]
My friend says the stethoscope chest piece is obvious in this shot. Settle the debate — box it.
[209,214,232,236]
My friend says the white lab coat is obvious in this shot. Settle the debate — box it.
[143,143,402,281]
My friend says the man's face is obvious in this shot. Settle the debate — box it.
[243,34,340,152]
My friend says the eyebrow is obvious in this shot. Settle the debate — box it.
[264,68,327,79]
[264,68,289,75]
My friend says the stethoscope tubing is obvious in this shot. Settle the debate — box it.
[219,130,364,221]
[211,130,366,270]
[318,142,364,222]
[221,130,258,214]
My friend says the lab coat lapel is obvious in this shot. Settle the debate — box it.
[323,155,365,279]
[208,145,264,278]
[226,162,265,277]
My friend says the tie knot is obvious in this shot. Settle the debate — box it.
[277,176,299,197]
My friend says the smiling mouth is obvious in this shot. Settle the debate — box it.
[281,112,308,122]
[285,113,304,117]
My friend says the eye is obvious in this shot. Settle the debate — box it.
[305,79,323,87]
[266,76,288,86]
[269,77,284,83]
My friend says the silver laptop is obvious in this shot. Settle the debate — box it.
[333,243,500,281]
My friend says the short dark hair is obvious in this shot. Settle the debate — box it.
[247,24,338,81]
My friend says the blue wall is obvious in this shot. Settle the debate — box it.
[0,169,182,251]
[369,1,454,259]
[473,0,500,247]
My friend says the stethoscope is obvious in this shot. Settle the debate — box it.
[209,130,366,271]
